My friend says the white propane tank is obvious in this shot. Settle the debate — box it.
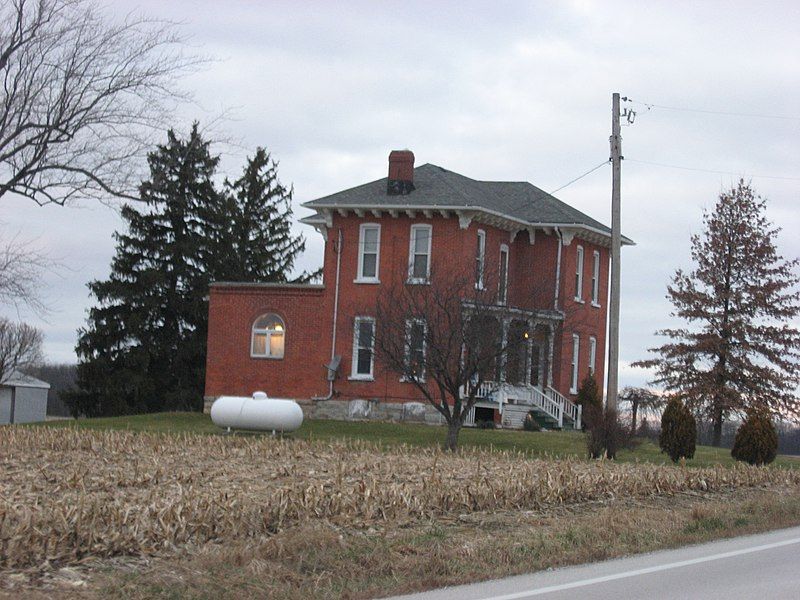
[210,391,304,432]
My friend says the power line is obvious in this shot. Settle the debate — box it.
[625,98,800,121]
[549,160,610,194]
[626,158,800,182]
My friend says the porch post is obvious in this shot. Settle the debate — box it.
[524,319,534,386]
[547,322,556,389]
[499,318,509,383]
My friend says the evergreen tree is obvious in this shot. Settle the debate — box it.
[731,408,778,466]
[220,148,314,283]
[68,125,224,415]
[635,181,800,446]
[659,397,696,463]
[576,371,602,431]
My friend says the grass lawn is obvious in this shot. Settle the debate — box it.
[39,411,796,468]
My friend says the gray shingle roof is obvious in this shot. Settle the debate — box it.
[302,163,632,244]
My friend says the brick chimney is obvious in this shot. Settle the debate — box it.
[387,150,415,195]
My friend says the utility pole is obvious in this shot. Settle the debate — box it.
[607,92,622,411]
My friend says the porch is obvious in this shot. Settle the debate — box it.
[459,307,580,430]
[460,382,582,430]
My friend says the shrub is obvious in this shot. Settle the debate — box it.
[476,419,496,430]
[523,411,541,432]
[586,406,626,459]
[659,398,696,463]
[576,372,602,431]
[731,409,778,466]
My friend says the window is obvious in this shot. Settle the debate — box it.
[251,314,285,358]
[570,334,580,393]
[591,250,600,305]
[408,224,432,283]
[404,319,426,380]
[498,244,509,304]
[351,317,375,379]
[575,245,584,301]
[475,229,486,289]
[356,223,380,282]
[589,336,597,376]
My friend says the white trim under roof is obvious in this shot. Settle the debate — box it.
[299,203,634,248]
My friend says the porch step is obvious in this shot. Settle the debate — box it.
[502,405,561,430]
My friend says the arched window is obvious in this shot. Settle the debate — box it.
[251,314,285,358]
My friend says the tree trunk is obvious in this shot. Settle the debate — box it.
[711,406,723,447]
[631,400,639,437]
[445,420,462,452]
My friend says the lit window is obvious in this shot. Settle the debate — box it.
[589,336,597,376]
[351,317,375,379]
[498,244,509,304]
[476,229,486,289]
[356,223,380,282]
[570,334,580,393]
[408,224,432,283]
[405,319,426,381]
[591,250,600,305]
[575,245,584,301]
[251,314,285,358]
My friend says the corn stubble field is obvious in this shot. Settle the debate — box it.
[2,427,799,574]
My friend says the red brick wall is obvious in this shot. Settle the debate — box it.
[205,214,610,404]
[204,284,331,399]
[556,238,609,398]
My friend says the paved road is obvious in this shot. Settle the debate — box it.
[387,526,800,600]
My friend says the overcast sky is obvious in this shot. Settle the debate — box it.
[2,0,798,390]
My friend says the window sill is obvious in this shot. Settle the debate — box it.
[250,354,284,360]
[400,376,426,384]
[348,375,374,382]
[591,301,601,308]
[573,297,585,304]
[354,278,380,284]
[475,282,485,291]
[569,388,578,395]
[406,278,430,285]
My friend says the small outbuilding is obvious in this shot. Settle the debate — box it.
[0,372,51,424]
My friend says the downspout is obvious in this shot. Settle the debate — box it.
[313,227,342,401]
[554,227,563,310]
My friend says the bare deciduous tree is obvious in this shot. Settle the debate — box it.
[0,0,201,205]
[0,317,43,383]
[619,386,664,436]
[372,268,532,451]
[0,231,50,316]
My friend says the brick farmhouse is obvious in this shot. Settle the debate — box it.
[204,151,632,428]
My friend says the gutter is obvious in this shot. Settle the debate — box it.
[313,227,342,401]
[554,227,563,311]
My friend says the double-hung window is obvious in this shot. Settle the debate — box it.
[404,318,426,381]
[589,336,597,376]
[475,229,486,289]
[351,317,375,379]
[356,223,380,282]
[498,244,509,304]
[408,224,432,283]
[591,250,600,306]
[575,245,584,302]
[570,334,580,394]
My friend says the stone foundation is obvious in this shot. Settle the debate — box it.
[203,395,446,426]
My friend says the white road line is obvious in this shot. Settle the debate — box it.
[479,537,800,600]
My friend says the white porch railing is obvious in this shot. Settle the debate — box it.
[545,386,582,430]
[459,382,582,430]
